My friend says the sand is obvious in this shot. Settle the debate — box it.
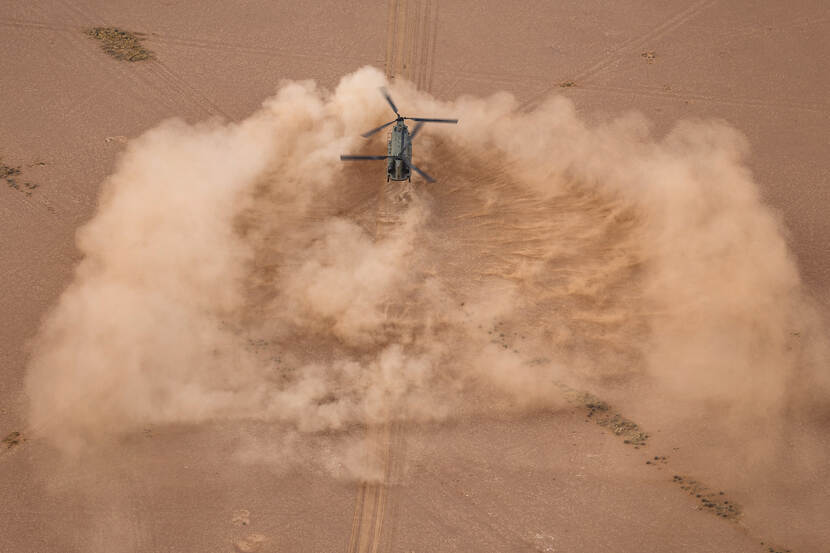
[1,1,829,552]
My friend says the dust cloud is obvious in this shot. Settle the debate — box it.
[24,66,827,477]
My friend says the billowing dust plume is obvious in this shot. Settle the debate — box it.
[25,66,827,477]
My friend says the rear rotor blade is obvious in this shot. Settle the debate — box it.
[340,155,392,161]
[405,117,458,124]
[361,119,397,138]
[380,87,400,115]
[405,160,435,183]
[409,121,425,140]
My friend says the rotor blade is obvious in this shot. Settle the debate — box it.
[404,160,435,183]
[405,117,458,124]
[409,121,425,140]
[340,155,392,160]
[380,87,400,115]
[361,119,397,138]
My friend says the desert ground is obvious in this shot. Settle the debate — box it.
[1,1,829,552]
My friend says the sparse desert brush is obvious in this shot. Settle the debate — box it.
[85,27,152,61]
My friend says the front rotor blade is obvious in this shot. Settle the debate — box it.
[380,87,400,115]
[405,160,435,183]
[341,155,391,160]
[361,119,397,138]
[405,117,458,124]
[409,121,425,140]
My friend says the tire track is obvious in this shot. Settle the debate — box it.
[574,82,830,115]
[2,15,183,121]
[426,64,830,115]
[402,427,540,552]
[346,420,395,553]
[385,0,408,82]
[422,0,439,93]
[147,33,378,65]
[433,66,549,87]
[520,0,717,111]
[0,19,74,32]
[54,0,229,119]
[705,13,830,50]
[147,57,229,118]
[385,0,438,91]
[66,29,184,119]
[574,0,717,83]
[0,0,227,464]
[411,0,438,92]
[60,24,185,118]
[376,420,408,552]
[0,19,380,66]
[345,178,413,553]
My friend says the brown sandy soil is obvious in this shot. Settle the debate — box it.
[2,1,829,552]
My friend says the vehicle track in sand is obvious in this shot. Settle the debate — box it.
[45,0,231,118]
[385,0,439,92]
[0,19,380,67]
[345,2,441,548]
[519,0,718,112]
[344,179,413,553]
[346,419,409,553]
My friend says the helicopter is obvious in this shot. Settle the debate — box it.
[340,88,458,183]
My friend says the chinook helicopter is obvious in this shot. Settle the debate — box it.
[340,88,458,182]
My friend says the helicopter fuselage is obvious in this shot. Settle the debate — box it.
[340,87,456,183]
[386,120,413,182]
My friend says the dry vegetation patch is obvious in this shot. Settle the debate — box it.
[2,431,23,449]
[672,475,742,521]
[0,160,21,181]
[2,158,38,196]
[565,387,649,446]
[85,27,152,61]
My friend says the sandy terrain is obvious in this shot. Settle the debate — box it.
[2,1,829,552]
